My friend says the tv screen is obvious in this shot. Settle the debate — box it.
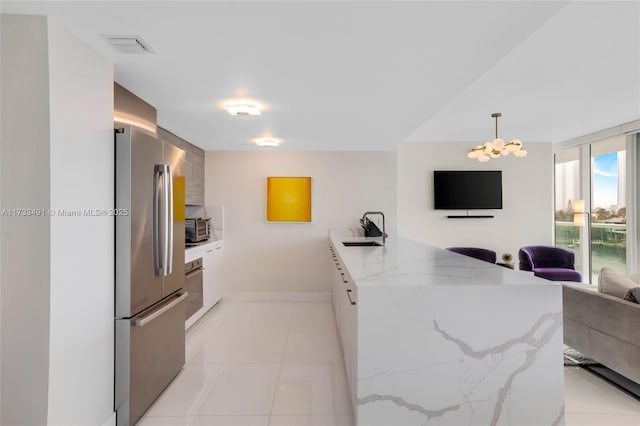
[434,171,502,210]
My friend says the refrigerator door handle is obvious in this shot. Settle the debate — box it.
[134,291,188,327]
[166,165,174,275]
[158,164,171,277]
[153,165,164,275]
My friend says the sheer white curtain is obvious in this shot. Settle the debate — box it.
[626,133,639,274]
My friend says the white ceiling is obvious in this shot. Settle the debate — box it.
[2,1,639,150]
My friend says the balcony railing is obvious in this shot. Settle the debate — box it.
[555,221,626,281]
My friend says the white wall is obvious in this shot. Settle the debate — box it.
[47,20,114,426]
[397,141,553,261]
[205,151,396,296]
[1,14,114,425]
[1,14,51,426]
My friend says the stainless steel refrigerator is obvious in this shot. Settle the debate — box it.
[115,126,187,426]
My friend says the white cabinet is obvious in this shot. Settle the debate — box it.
[202,240,223,310]
[329,243,358,415]
[330,245,342,329]
[185,240,223,330]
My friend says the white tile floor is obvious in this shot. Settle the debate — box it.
[139,302,352,426]
[140,301,640,426]
[565,366,640,425]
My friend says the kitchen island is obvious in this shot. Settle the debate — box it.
[329,233,564,426]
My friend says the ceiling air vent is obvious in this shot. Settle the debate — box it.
[101,34,155,54]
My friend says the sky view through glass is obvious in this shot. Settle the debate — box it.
[593,152,619,209]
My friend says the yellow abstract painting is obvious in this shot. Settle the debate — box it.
[266,177,312,222]
[173,175,186,221]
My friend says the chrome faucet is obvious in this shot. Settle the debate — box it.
[360,211,387,244]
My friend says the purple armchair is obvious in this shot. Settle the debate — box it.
[518,246,582,282]
[446,247,497,264]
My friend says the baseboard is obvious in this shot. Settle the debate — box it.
[101,412,116,426]
[583,364,640,400]
[223,292,331,302]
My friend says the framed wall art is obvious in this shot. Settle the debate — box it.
[266,177,312,222]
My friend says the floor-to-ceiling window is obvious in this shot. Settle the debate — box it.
[590,136,627,282]
[554,131,637,283]
[555,147,582,274]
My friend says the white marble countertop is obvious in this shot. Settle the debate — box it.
[185,239,222,252]
[330,235,556,288]
[185,239,223,262]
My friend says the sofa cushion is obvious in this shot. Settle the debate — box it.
[629,272,640,284]
[563,283,640,384]
[533,267,582,282]
[623,287,640,303]
[598,267,637,298]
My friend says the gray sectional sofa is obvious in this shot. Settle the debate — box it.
[563,282,640,384]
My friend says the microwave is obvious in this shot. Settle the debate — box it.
[185,217,211,243]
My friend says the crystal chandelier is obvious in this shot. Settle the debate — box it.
[467,113,527,162]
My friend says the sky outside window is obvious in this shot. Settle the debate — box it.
[593,152,620,210]
[591,146,626,279]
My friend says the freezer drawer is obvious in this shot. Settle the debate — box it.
[115,291,187,426]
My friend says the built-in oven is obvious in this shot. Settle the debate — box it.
[184,258,203,320]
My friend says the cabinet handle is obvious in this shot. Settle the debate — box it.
[346,289,356,305]
[206,249,214,253]
[185,269,203,279]
[215,247,221,250]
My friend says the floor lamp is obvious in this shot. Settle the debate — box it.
[573,199,592,282]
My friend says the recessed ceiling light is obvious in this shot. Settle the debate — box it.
[224,100,262,116]
[254,137,282,147]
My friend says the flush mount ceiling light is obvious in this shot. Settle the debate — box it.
[224,100,262,116]
[467,113,527,162]
[254,137,282,147]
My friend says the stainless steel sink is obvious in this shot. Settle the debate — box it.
[342,241,383,247]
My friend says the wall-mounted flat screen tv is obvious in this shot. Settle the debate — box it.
[434,170,502,210]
